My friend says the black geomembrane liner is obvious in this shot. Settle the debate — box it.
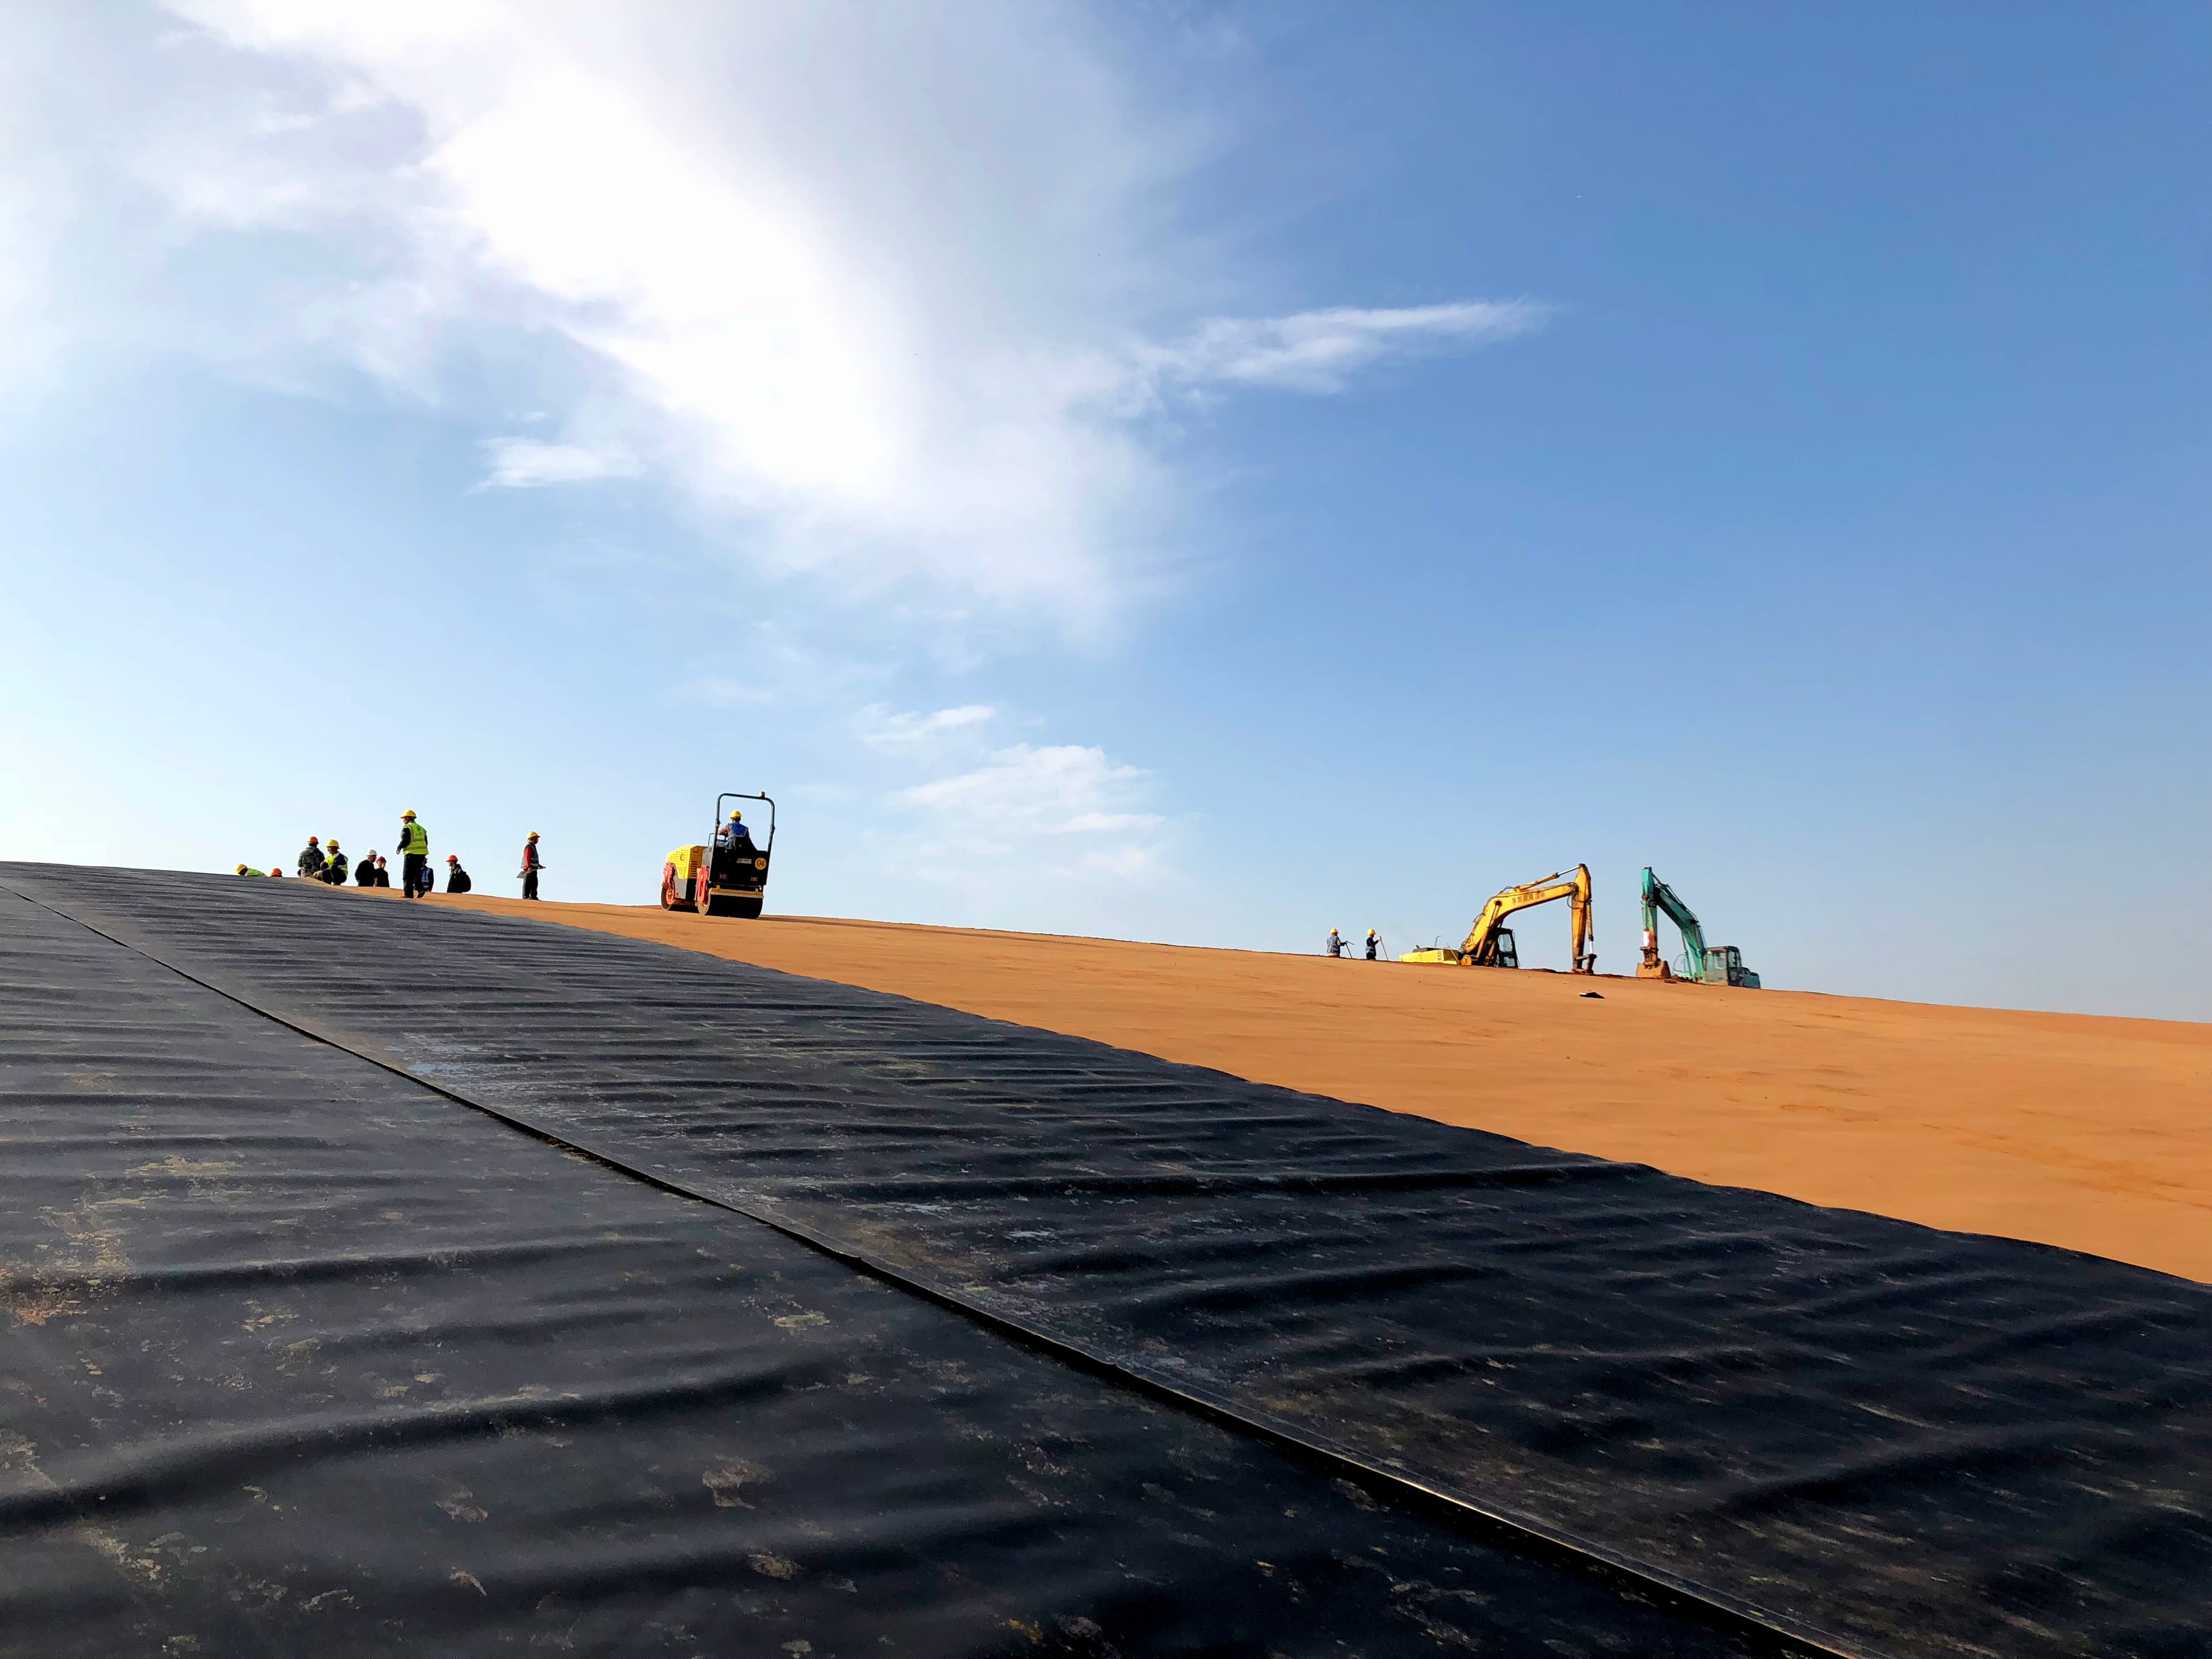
[5,865,2208,1657]
[0,882,1775,1657]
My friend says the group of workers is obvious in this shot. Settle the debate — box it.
[1325,927,1385,960]
[238,812,546,901]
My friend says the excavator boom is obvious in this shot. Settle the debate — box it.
[1638,868,1707,979]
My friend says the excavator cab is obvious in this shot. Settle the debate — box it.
[1702,945,1761,989]
[1433,926,1522,968]
[1404,925,1525,969]
[661,791,776,919]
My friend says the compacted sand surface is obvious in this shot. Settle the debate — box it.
[418,892,2212,1282]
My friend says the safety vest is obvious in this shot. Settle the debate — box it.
[400,821,429,854]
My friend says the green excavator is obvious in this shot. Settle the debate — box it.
[1637,867,1760,987]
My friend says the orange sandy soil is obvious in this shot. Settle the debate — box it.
[408,891,2212,1283]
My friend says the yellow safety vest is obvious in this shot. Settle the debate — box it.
[400,822,429,854]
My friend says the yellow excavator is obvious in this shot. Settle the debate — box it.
[1402,865,1597,975]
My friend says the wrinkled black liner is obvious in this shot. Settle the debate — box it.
[7,867,2210,1659]
[0,885,1783,1658]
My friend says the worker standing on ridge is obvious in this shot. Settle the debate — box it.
[445,854,472,895]
[373,855,391,888]
[296,836,325,880]
[518,832,543,900]
[324,841,349,885]
[1365,929,1381,961]
[397,810,430,899]
[355,851,378,887]
[1326,927,1346,958]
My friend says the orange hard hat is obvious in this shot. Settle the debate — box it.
[445,854,457,863]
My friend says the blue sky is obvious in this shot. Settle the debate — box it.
[2,3,2205,1018]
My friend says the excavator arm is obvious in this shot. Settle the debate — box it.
[1446,865,1596,974]
[1638,867,1707,980]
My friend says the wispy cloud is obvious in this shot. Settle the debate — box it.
[1139,302,1548,395]
[854,703,997,753]
[2,3,1543,630]
[478,437,640,489]
[896,743,1147,825]
[892,741,1169,884]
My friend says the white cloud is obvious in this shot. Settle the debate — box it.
[0,3,1541,627]
[896,744,1141,824]
[1050,809,1162,835]
[478,437,640,488]
[892,741,1169,884]
[1141,302,1549,395]
[854,703,997,753]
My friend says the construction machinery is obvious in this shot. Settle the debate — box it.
[662,791,776,919]
[1402,865,1596,974]
[1637,867,1760,987]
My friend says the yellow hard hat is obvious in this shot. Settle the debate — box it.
[527,831,540,839]
[402,809,416,819]
[328,840,339,849]
[730,809,743,819]
[236,864,248,874]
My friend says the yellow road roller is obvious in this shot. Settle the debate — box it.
[662,790,775,918]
